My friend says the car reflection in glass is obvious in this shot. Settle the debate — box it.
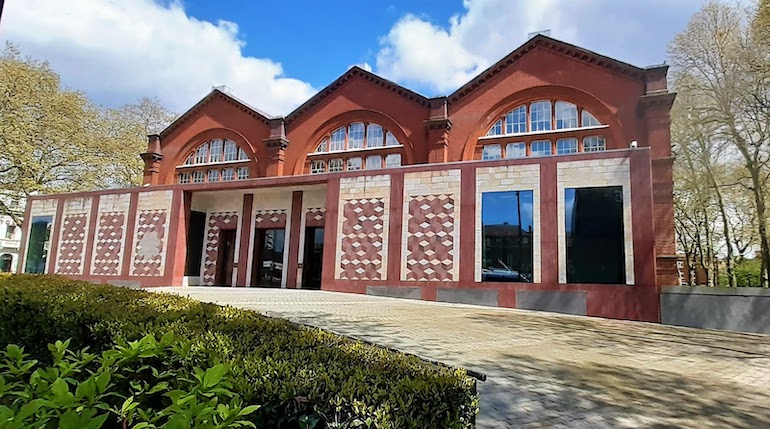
[481,260,531,283]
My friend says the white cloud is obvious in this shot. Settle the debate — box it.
[375,0,716,95]
[1,0,317,115]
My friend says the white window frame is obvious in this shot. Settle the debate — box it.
[531,140,552,157]
[366,155,382,170]
[310,160,326,174]
[482,144,502,160]
[347,157,362,170]
[385,153,401,168]
[583,136,606,152]
[348,123,365,150]
[555,102,578,130]
[530,101,552,132]
[329,158,344,172]
[222,168,235,181]
[556,138,578,155]
[330,127,346,151]
[505,106,527,134]
[506,142,527,159]
[236,166,249,180]
[367,124,384,148]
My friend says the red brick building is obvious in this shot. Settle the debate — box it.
[19,35,676,322]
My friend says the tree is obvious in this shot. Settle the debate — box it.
[669,1,770,286]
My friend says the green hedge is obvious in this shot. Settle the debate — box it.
[0,275,478,428]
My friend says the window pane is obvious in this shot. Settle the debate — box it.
[565,186,625,284]
[530,101,552,132]
[329,158,344,172]
[367,124,384,147]
[505,106,527,134]
[481,191,534,283]
[24,216,52,274]
[223,140,237,161]
[366,155,382,170]
[238,147,248,160]
[330,127,345,151]
[194,143,208,164]
[208,169,219,182]
[487,119,503,136]
[192,171,205,183]
[178,172,190,184]
[555,102,578,129]
[347,157,362,170]
[184,153,194,165]
[557,138,578,155]
[209,139,223,162]
[237,166,249,180]
[310,160,326,174]
[582,111,601,127]
[348,123,365,149]
[316,138,328,153]
[583,136,606,152]
[506,142,527,159]
[385,132,400,146]
[385,153,401,168]
[222,168,235,181]
[530,140,552,157]
[5,225,16,240]
[482,144,502,160]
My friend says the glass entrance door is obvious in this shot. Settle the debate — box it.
[302,227,324,290]
[251,229,285,288]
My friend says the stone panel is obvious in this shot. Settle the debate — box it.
[91,193,131,276]
[402,170,461,281]
[366,286,423,300]
[202,211,239,286]
[661,287,770,334]
[475,164,541,283]
[130,190,173,277]
[436,288,499,307]
[336,175,390,280]
[30,199,59,216]
[55,197,92,276]
[516,290,587,315]
[557,158,633,284]
[254,209,287,228]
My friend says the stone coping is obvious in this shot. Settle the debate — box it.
[662,286,770,297]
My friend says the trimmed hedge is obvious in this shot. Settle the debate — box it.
[0,275,478,428]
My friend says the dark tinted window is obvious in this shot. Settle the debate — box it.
[565,186,625,284]
[481,191,534,283]
[184,211,207,276]
[24,216,52,273]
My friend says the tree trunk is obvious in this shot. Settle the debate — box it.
[710,176,737,287]
[749,167,770,287]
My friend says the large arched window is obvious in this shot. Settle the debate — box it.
[308,122,405,174]
[177,139,252,184]
[478,99,609,160]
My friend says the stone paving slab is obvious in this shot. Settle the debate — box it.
[155,287,770,429]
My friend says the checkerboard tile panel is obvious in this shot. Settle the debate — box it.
[202,212,239,286]
[405,194,455,281]
[131,210,167,276]
[338,198,385,280]
[91,213,126,275]
[55,214,89,275]
[254,209,287,229]
[305,207,326,227]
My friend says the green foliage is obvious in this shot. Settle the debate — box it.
[0,334,259,428]
[0,275,478,428]
[720,259,763,288]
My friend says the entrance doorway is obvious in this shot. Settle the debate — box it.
[302,227,324,290]
[251,229,285,288]
[214,229,236,286]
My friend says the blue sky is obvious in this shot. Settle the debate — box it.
[1,0,720,115]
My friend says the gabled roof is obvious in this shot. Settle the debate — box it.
[284,66,431,125]
[160,88,275,139]
[448,34,647,105]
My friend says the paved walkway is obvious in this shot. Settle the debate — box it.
[156,287,770,429]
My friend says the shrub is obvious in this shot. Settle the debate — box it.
[0,275,478,428]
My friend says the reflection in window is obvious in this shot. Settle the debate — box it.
[329,158,344,172]
[555,102,578,129]
[482,144,502,160]
[385,153,401,168]
[5,225,16,240]
[208,169,219,182]
[366,155,382,170]
[530,101,552,132]
[330,127,346,151]
[505,106,527,134]
[348,123,365,149]
[487,119,503,136]
[347,157,362,170]
[316,139,328,153]
[506,142,527,159]
[557,138,578,155]
[481,191,534,283]
[24,216,52,274]
[237,167,249,180]
[310,160,326,174]
[184,139,249,165]
[222,168,235,181]
[386,132,400,146]
[209,139,223,162]
[223,140,238,161]
[178,172,191,184]
[194,145,208,164]
[367,124,384,147]
[531,140,552,157]
[565,186,625,284]
[192,171,205,183]
[583,136,606,152]
[582,111,601,127]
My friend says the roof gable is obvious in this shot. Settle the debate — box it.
[448,35,647,105]
[284,66,431,125]
[160,89,274,139]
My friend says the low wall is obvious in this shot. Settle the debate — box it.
[661,286,770,334]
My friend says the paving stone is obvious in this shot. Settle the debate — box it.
[156,287,770,429]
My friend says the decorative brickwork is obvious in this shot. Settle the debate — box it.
[131,210,167,276]
[55,214,89,275]
[202,211,239,286]
[91,213,126,275]
[339,198,385,280]
[405,195,455,281]
[254,209,287,228]
[305,207,326,227]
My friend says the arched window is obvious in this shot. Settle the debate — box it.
[0,254,12,273]
[478,100,609,160]
[308,121,405,174]
[177,138,252,183]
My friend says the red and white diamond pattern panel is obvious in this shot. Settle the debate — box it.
[55,214,89,275]
[305,207,326,227]
[338,198,385,280]
[131,210,167,276]
[404,195,456,281]
[91,213,126,275]
[202,211,239,286]
[254,209,287,229]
